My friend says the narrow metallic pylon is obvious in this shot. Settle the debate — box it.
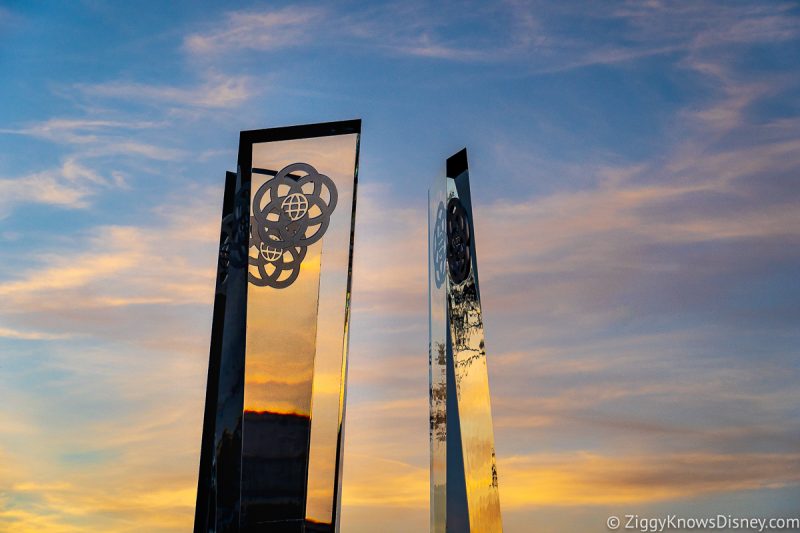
[429,148,503,532]
[195,120,361,533]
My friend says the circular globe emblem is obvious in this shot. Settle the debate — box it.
[250,162,338,289]
[446,197,471,284]
[281,192,309,221]
[433,201,447,288]
[260,243,283,262]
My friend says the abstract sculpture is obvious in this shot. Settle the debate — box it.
[429,148,503,532]
[195,120,361,533]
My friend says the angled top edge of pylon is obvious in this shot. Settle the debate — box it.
[446,147,468,179]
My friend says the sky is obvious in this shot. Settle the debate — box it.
[0,1,799,531]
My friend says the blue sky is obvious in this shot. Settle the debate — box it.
[0,1,799,531]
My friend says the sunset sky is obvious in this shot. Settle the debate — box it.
[1,1,799,532]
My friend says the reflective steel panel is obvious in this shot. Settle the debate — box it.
[195,120,360,533]
[429,172,448,533]
[429,148,503,532]
[195,170,246,533]
[208,168,250,533]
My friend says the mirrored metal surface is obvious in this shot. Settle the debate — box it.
[206,169,250,533]
[195,171,241,533]
[429,149,503,532]
[195,121,359,533]
[429,178,448,533]
[242,125,359,532]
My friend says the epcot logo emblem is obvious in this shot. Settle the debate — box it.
[433,201,447,288]
[433,197,472,287]
[446,197,471,285]
[249,162,338,289]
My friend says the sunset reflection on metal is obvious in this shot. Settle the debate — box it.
[195,120,360,533]
[429,148,503,532]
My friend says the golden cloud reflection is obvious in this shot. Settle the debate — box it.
[243,242,322,417]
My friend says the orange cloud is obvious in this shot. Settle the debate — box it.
[499,452,800,507]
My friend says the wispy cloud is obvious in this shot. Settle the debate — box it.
[0,187,219,319]
[353,2,544,63]
[184,6,325,55]
[0,327,73,341]
[500,452,800,507]
[352,183,427,317]
[524,0,800,74]
[390,36,510,62]
[612,1,800,48]
[0,119,160,144]
[181,3,542,64]
[77,73,254,108]
[0,117,184,196]
[0,157,124,214]
[306,0,800,70]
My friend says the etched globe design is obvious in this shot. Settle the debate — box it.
[281,192,309,221]
[248,162,338,288]
[260,243,283,262]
